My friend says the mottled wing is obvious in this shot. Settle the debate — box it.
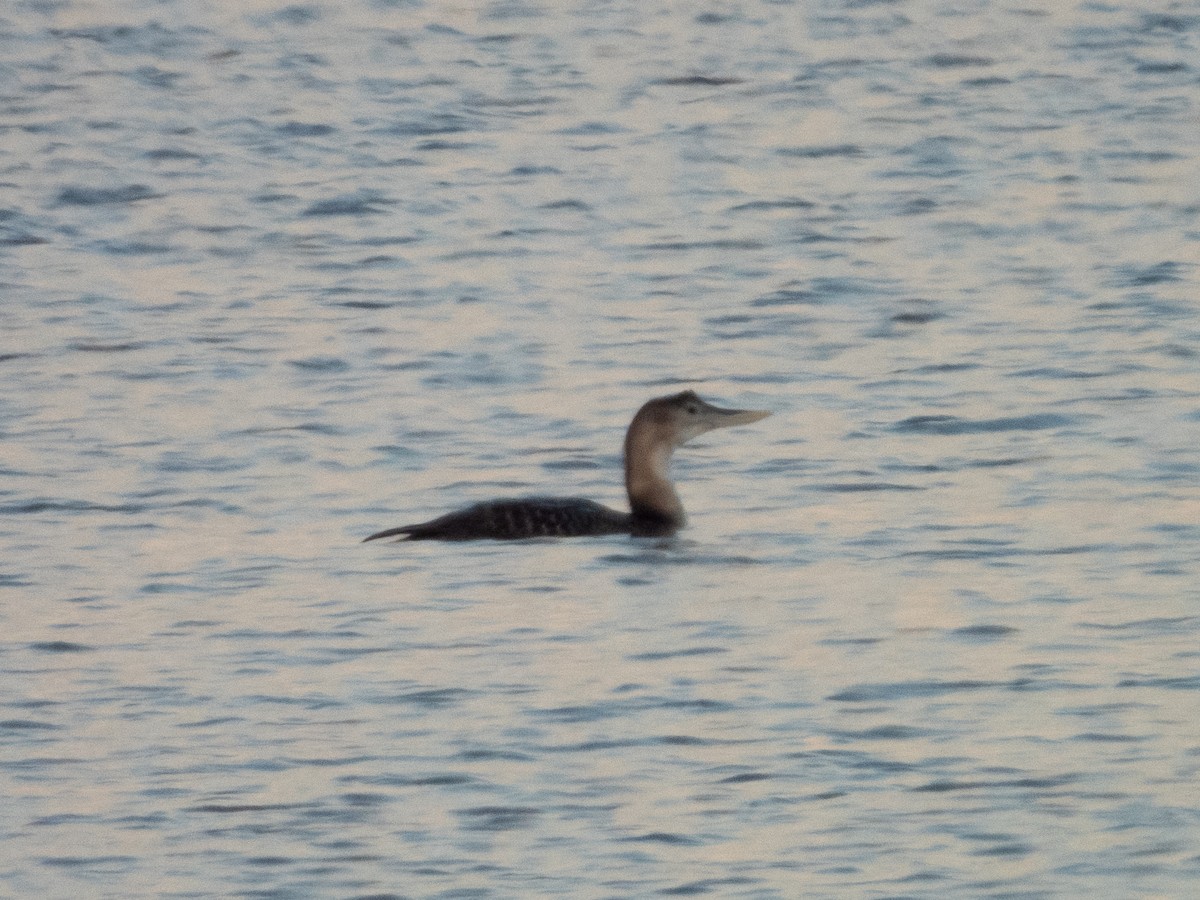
[364,498,632,542]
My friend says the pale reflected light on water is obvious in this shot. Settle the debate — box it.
[3,0,1199,896]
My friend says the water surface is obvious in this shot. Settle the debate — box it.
[2,1,1199,897]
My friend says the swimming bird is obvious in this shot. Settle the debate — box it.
[363,390,770,542]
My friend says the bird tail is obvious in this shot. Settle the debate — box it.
[361,525,419,542]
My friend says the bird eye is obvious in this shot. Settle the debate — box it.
[686,405,697,415]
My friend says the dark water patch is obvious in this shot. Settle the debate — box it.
[324,644,396,658]
[951,624,1018,640]
[533,694,734,724]
[303,191,390,217]
[1103,150,1180,164]
[239,693,344,712]
[558,120,626,136]
[599,551,763,567]
[971,842,1034,857]
[888,135,972,178]
[707,313,814,340]
[912,773,1078,792]
[509,164,561,176]
[658,735,712,746]
[777,144,864,158]
[1081,616,1197,633]
[1005,675,1088,694]
[4,756,87,771]
[456,806,539,831]
[263,5,323,25]
[145,147,205,162]
[374,688,475,709]
[966,456,1042,468]
[812,481,922,492]
[829,680,1000,703]
[179,717,243,729]
[415,139,480,151]
[0,232,48,246]
[540,458,602,471]
[457,747,534,762]
[213,626,319,641]
[275,121,336,137]
[905,362,979,374]
[69,341,145,352]
[40,855,137,872]
[289,355,350,372]
[340,773,473,787]
[891,309,943,324]
[383,113,477,136]
[1137,13,1200,33]
[358,235,421,249]
[880,461,944,473]
[0,719,61,731]
[1135,60,1190,74]
[749,288,812,307]
[189,802,309,813]
[0,209,50,243]
[340,792,391,808]
[903,541,1106,561]
[31,813,97,826]
[48,22,195,54]
[1010,366,1109,379]
[243,855,294,868]
[1073,732,1144,743]
[372,444,423,464]
[635,239,765,252]
[658,876,756,895]
[0,498,152,516]
[234,422,344,436]
[531,704,618,724]
[925,53,994,67]
[820,636,883,647]
[897,195,939,215]
[1106,260,1187,286]
[832,725,932,741]
[141,579,201,595]
[797,222,872,243]
[94,239,173,255]
[251,190,298,205]
[718,771,772,784]
[1117,675,1200,691]
[893,413,1073,435]
[290,756,384,772]
[157,452,246,473]
[628,646,726,661]
[654,75,744,86]
[54,184,160,206]
[817,276,894,300]
[28,641,92,653]
[542,738,645,753]
[539,198,590,211]
[727,197,814,212]
[1149,522,1200,536]
[129,65,182,89]
[621,832,700,845]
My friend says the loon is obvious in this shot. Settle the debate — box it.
[363,390,770,542]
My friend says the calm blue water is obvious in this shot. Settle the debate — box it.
[3,1,1199,897]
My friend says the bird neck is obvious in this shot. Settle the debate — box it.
[624,433,685,527]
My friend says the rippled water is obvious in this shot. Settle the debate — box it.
[3,1,1199,897]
